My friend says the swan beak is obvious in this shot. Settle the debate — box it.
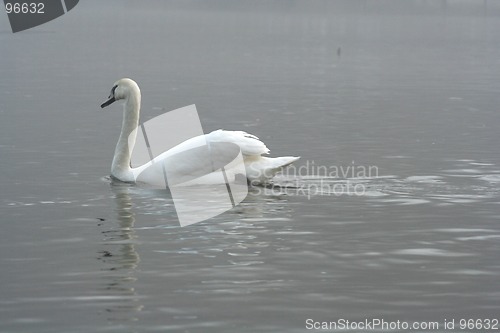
[101,97,116,108]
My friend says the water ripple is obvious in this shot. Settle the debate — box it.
[391,248,474,257]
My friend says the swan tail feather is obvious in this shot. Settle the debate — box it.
[245,156,300,185]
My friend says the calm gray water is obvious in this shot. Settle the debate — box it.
[1,1,500,332]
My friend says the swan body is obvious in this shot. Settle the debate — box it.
[101,78,299,186]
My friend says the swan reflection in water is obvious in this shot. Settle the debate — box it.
[97,176,295,325]
[97,181,143,323]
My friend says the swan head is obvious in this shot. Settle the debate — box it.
[101,78,140,108]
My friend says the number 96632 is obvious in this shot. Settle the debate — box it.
[5,2,45,14]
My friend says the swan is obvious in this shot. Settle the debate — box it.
[101,78,299,186]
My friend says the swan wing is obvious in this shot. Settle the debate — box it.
[132,129,295,186]
[133,131,251,186]
[207,130,270,156]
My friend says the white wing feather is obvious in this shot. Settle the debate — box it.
[207,130,270,156]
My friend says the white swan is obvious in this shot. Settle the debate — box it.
[101,78,299,186]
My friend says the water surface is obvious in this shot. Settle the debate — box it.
[1,1,500,332]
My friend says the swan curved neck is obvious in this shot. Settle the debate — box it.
[112,89,141,182]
